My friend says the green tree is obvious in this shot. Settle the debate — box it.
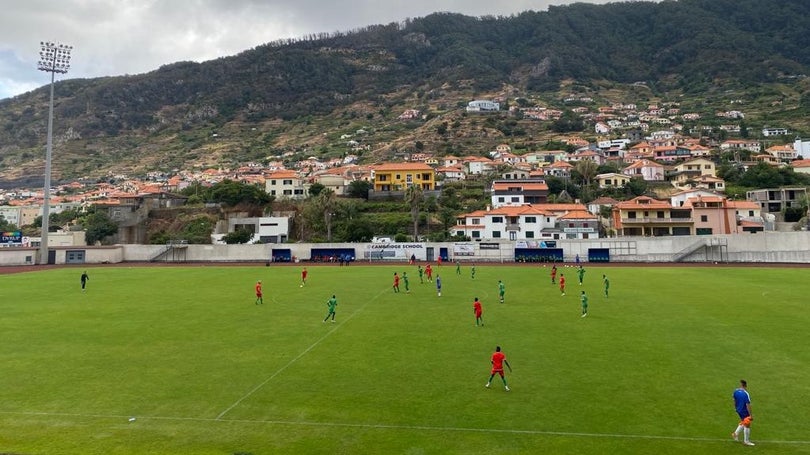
[314,189,337,242]
[0,214,16,231]
[308,182,325,197]
[404,185,424,240]
[222,228,253,244]
[208,179,272,207]
[82,208,119,245]
[347,180,372,200]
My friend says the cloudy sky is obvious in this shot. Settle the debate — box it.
[0,0,622,100]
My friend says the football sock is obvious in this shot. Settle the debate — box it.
[743,427,750,442]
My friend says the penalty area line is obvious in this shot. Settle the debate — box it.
[214,286,391,420]
[2,410,810,445]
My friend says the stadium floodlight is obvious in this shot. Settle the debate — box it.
[37,41,73,265]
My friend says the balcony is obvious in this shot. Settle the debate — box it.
[621,217,693,224]
[506,223,521,231]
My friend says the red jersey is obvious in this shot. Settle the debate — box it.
[394,275,400,285]
[559,276,566,289]
[474,300,482,315]
[426,265,433,276]
[551,268,557,277]
[302,269,307,279]
[255,283,262,297]
[491,351,506,371]
[438,256,442,265]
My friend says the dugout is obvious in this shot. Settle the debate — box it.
[514,248,563,263]
[587,248,610,263]
[271,248,292,262]
[310,247,356,263]
[439,247,449,261]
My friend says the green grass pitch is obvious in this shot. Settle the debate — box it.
[1,263,809,454]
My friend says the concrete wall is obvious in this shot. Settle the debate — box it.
[2,232,809,266]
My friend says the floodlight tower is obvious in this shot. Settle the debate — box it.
[37,41,72,264]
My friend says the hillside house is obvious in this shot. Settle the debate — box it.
[622,159,664,181]
[265,171,310,199]
[490,180,549,207]
[371,163,436,192]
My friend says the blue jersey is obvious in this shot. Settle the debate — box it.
[436,277,442,289]
[733,388,751,418]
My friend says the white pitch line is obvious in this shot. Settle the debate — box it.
[215,286,391,420]
[2,410,809,445]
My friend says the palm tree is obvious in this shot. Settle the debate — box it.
[575,159,598,187]
[315,189,337,242]
[404,185,424,241]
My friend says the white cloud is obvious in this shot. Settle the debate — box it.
[0,0,621,100]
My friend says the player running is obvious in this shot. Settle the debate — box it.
[436,275,442,297]
[471,264,476,280]
[485,346,511,391]
[456,260,461,275]
[498,280,505,304]
[473,297,484,326]
[301,267,308,287]
[418,265,424,284]
[550,264,557,284]
[323,295,338,323]
[426,264,433,283]
[559,274,566,296]
[403,271,410,293]
[603,274,610,298]
[80,271,89,292]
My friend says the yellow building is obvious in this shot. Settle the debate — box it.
[372,163,435,191]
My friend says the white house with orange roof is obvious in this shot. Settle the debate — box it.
[765,144,797,161]
[622,159,664,181]
[544,160,574,178]
[436,165,466,182]
[454,202,597,241]
[491,180,549,207]
[443,156,462,167]
[464,156,495,175]
[265,170,310,199]
[692,175,726,192]
[791,159,810,175]
[720,139,761,153]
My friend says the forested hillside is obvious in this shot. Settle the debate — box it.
[1,0,809,183]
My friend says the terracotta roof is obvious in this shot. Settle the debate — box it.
[740,220,764,227]
[492,182,549,191]
[727,201,760,210]
[791,159,810,168]
[547,161,573,169]
[614,196,672,209]
[373,162,434,171]
[266,171,300,179]
[558,210,598,220]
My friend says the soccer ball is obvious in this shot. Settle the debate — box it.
[300,284,303,287]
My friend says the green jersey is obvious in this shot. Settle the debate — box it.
[326,297,337,312]
[499,282,505,295]
[604,277,610,289]
[418,267,424,277]
[577,268,586,281]
[581,294,588,308]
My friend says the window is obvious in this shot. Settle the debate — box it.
[378,175,387,181]
[525,216,536,223]
[583,223,588,228]
[422,173,431,181]
[406,174,413,183]
[748,211,754,216]
[472,218,480,225]
[471,231,481,238]
[700,215,708,222]
[492,231,501,238]
[270,190,276,196]
[396,174,401,180]
[569,223,574,228]
[511,197,520,202]
[705,164,711,169]
[293,189,304,195]
[525,231,534,238]
[283,179,293,185]
[271,180,276,185]
[657,211,664,218]
[498,197,505,202]
[492,217,503,223]
[283,189,292,195]
[628,212,637,219]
